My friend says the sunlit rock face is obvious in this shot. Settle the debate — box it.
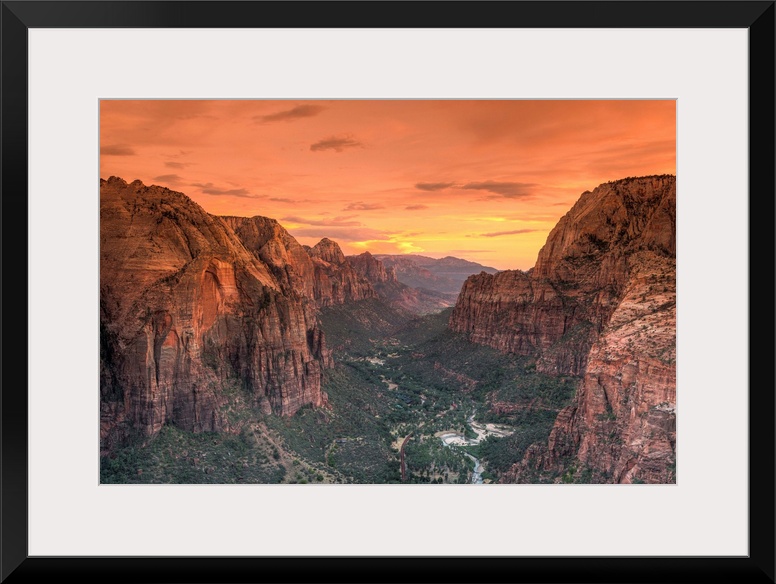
[223,221,377,308]
[100,178,330,451]
[450,175,676,483]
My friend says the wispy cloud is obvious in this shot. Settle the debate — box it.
[192,182,257,198]
[415,182,455,191]
[165,161,194,169]
[282,215,361,227]
[310,135,363,153]
[270,197,316,204]
[255,104,325,124]
[461,181,537,198]
[343,202,384,211]
[166,150,192,158]
[405,204,428,210]
[101,144,135,156]
[153,174,183,185]
[478,229,538,237]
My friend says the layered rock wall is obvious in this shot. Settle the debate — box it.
[450,175,675,376]
[449,175,676,482]
[100,178,329,450]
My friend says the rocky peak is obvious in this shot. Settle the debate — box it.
[222,214,318,299]
[102,175,132,188]
[310,237,347,265]
[348,251,397,284]
[533,174,675,281]
[451,174,675,374]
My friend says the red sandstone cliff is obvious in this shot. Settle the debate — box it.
[306,239,378,306]
[450,175,676,483]
[100,178,330,451]
[451,175,675,375]
[222,221,376,308]
[545,252,676,483]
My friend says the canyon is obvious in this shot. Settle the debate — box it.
[100,175,676,485]
[100,177,487,452]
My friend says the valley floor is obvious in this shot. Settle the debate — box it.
[101,304,579,485]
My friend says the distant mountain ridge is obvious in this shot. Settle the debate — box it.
[372,254,498,296]
[347,251,456,314]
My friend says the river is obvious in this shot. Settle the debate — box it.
[437,413,512,484]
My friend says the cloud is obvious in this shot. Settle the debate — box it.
[310,135,363,153]
[282,215,361,227]
[415,182,455,191]
[255,105,325,124]
[405,204,428,211]
[413,180,536,197]
[270,197,315,204]
[165,150,192,159]
[165,161,193,169]
[343,202,384,211]
[289,227,388,242]
[478,229,539,237]
[100,144,135,156]
[192,182,257,198]
[461,181,537,198]
[153,174,183,185]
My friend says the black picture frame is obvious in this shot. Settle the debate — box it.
[2,2,773,582]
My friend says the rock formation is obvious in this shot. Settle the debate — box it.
[450,175,676,483]
[223,220,376,308]
[306,239,378,306]
[548,252,676,483]
[100,178,330,451]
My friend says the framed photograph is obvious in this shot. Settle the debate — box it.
[2,1,773,582]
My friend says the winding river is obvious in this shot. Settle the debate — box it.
[437,413,512,484]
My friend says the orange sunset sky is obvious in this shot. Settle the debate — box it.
[100,100,675,270]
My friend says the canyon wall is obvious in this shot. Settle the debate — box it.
[450,175,676,482]
[223,220,376,307]
[100,178,330,451]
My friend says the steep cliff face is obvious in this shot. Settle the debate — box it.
[221,215,318,299]
[348,250,396,283]
[306,239,378,306]
[222,221,375,308]
[450,269,594,374]
[100,178,329,451]
[505,252,676,483]
[449,175,676,483]
[450,175,675,376]
[546,252,676,483]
